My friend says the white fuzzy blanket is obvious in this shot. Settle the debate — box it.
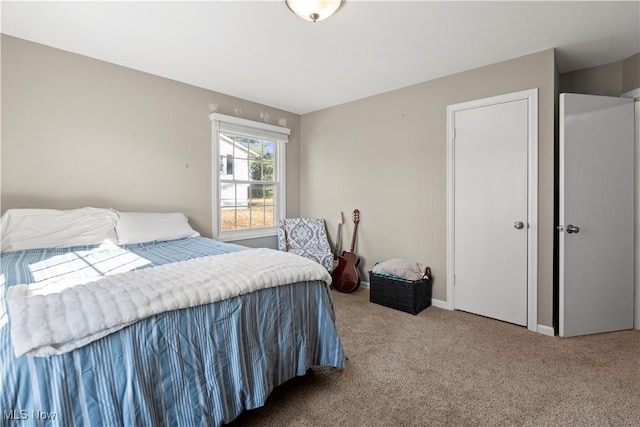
[7,248,331,357]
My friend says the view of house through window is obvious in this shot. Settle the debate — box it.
[219,132,277,232]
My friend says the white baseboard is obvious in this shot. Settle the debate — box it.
[362,288,549,334]
[360,290,555,337]
[423,297,556,337]
[430,298,448,309]
[536,324,555,337]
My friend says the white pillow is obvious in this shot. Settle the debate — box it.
[0,207,119,252]
[114,211,200,245]
[372,258,427,282]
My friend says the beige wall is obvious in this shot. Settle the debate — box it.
[560,61,622,97]
[560,52,640,96]
[301,49,556,327]
[0,35,301,247]
[622,53,640,94]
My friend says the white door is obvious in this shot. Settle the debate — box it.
[559,93,635,337]
[452,98,529,326]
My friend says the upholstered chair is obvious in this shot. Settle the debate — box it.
[277,218,334,271]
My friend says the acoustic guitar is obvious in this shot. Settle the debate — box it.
[332,209,360,293]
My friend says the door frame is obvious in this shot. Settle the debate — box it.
[446,88,538,332]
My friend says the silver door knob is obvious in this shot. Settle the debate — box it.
[566,224,580,234]
[514,221,525,230]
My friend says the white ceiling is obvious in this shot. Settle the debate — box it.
[1,1,639,114]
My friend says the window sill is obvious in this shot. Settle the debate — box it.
[217,227,277,242]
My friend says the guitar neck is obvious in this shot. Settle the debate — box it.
[335,226,343,258]
[350,222,359,252]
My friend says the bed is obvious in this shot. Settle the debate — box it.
[0,208,345,426]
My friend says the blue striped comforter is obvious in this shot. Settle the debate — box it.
[0,237,345,426]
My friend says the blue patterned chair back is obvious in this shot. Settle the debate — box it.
[277,218,333,271]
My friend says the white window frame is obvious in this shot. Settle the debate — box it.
[210,113,289,242]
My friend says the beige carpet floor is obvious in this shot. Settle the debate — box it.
[228,288,640,426]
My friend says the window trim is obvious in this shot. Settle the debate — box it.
[210,113,289,242]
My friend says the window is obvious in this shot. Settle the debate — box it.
[210,113,289,241]
[219,154,234,175]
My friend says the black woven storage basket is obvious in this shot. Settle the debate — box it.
[369,271,432,315]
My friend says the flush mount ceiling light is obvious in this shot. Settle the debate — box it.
[285,0,343,22]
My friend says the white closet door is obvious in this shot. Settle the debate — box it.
[559,93,634,337]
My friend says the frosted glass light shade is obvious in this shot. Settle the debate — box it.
[285,0,343,22]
